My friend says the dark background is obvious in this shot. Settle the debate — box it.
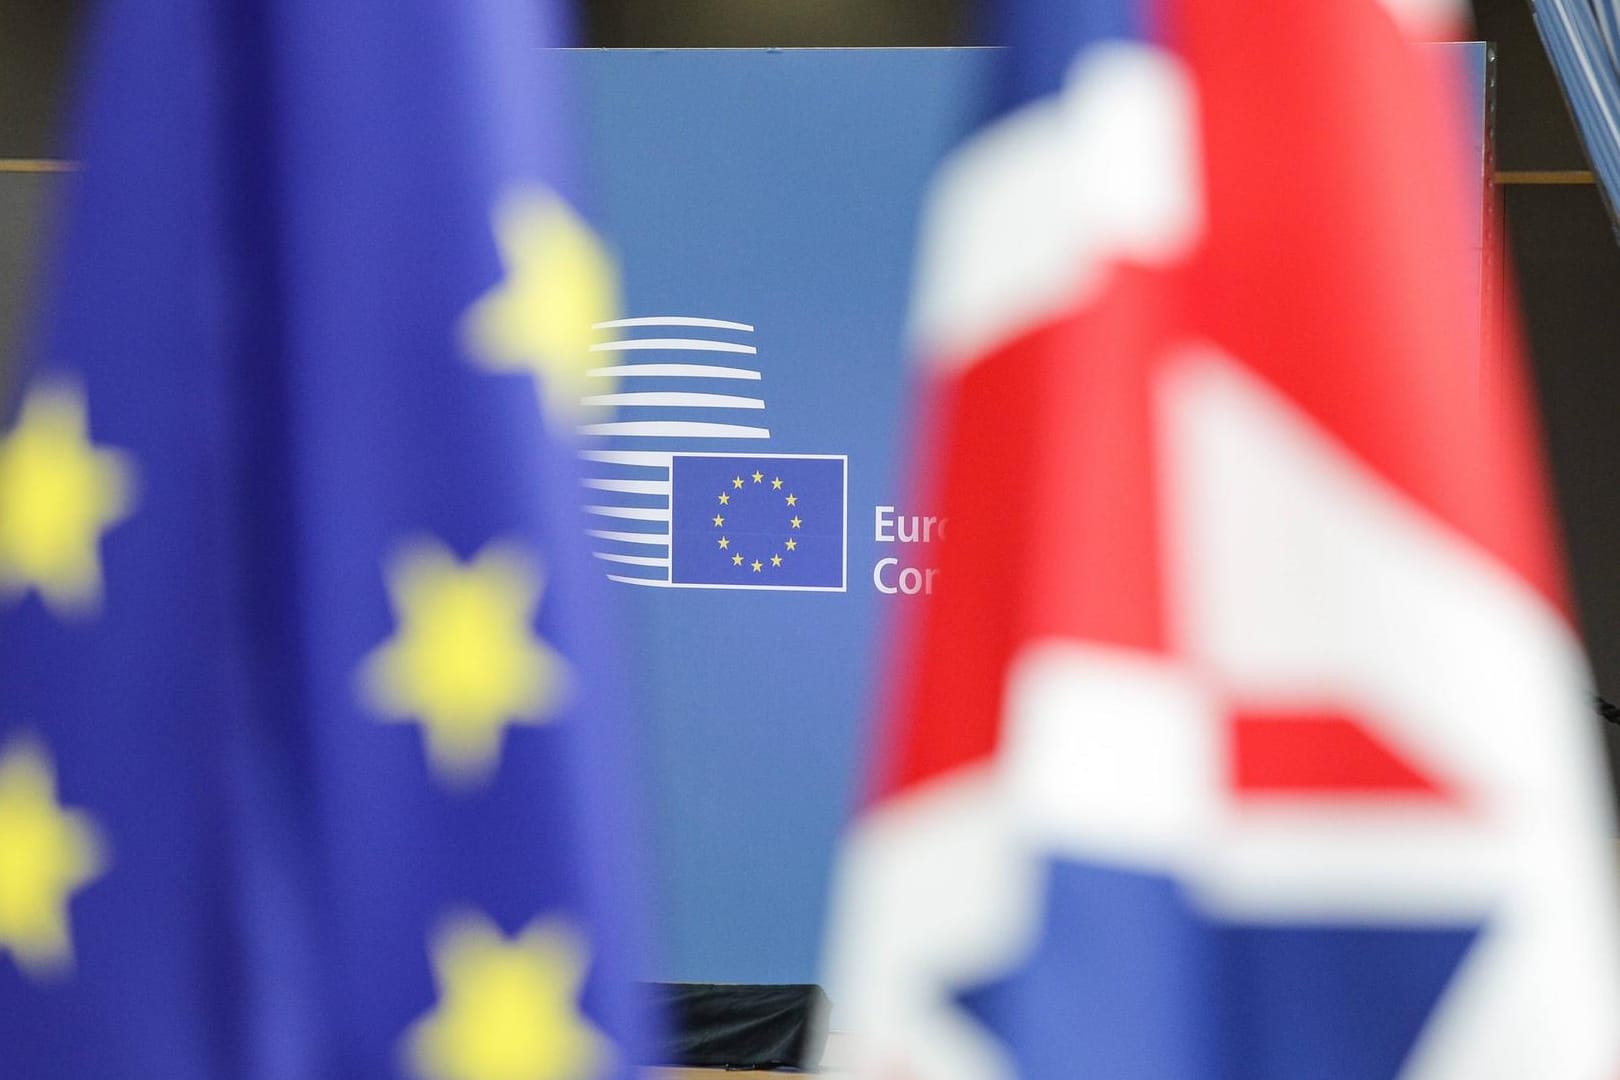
[6,0,1620,765]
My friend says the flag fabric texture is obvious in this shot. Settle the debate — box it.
[825,2,1620,1078]
[1532,0,1620,222]
[0,1,653,1078]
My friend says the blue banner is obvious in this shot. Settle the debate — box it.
[570,43,1490,989]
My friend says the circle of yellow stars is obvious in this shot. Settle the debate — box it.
[0,735,107,979]
[0,187,621,1080]
[712,469,802,575]
[379,188,617,1078]
[0,383,135,617]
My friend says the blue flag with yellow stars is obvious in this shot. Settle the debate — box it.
[668,455,847,589]
[0,1,657,1077]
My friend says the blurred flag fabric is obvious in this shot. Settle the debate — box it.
[1532,0,1620,224]
[825,1,1620,1078]
[0,1,655,1078]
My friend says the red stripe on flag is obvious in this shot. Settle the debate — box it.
[868,343,1044,801]
[1229,708,1456,801]
[872,266,1178,802]
[1168,0,1566,612]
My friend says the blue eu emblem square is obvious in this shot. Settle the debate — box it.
[670,454,846,590]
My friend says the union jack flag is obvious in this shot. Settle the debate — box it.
[824,2,1620,1078]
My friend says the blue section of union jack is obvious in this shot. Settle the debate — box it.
[958,862,1480,1080]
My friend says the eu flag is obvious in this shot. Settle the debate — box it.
[0,1,655,1078]
[669,455,847,590]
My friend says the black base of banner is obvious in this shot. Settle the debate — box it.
[639,982,829,1070]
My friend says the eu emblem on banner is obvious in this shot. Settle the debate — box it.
[669,455,846,590]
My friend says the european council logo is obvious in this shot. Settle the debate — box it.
[669,454,845,589]
[577,316,848,591]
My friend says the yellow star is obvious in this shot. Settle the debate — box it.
[359,538,569,787]
[751,470,764,484]
[717,493,730,506]
[731,554,743,566]
[712,514,724,527]
[751,560,763,572]
[0,384,135,616]
[789,516,802,529]
[404,911,609,1080]
[770,477,783,490]
[785,494,797,507]
[770,554,782,567]
[784,538,797,552]
[717,536,729,550]
[461,188,620,422]
[732,477,744,489]
[0,736,107,978]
